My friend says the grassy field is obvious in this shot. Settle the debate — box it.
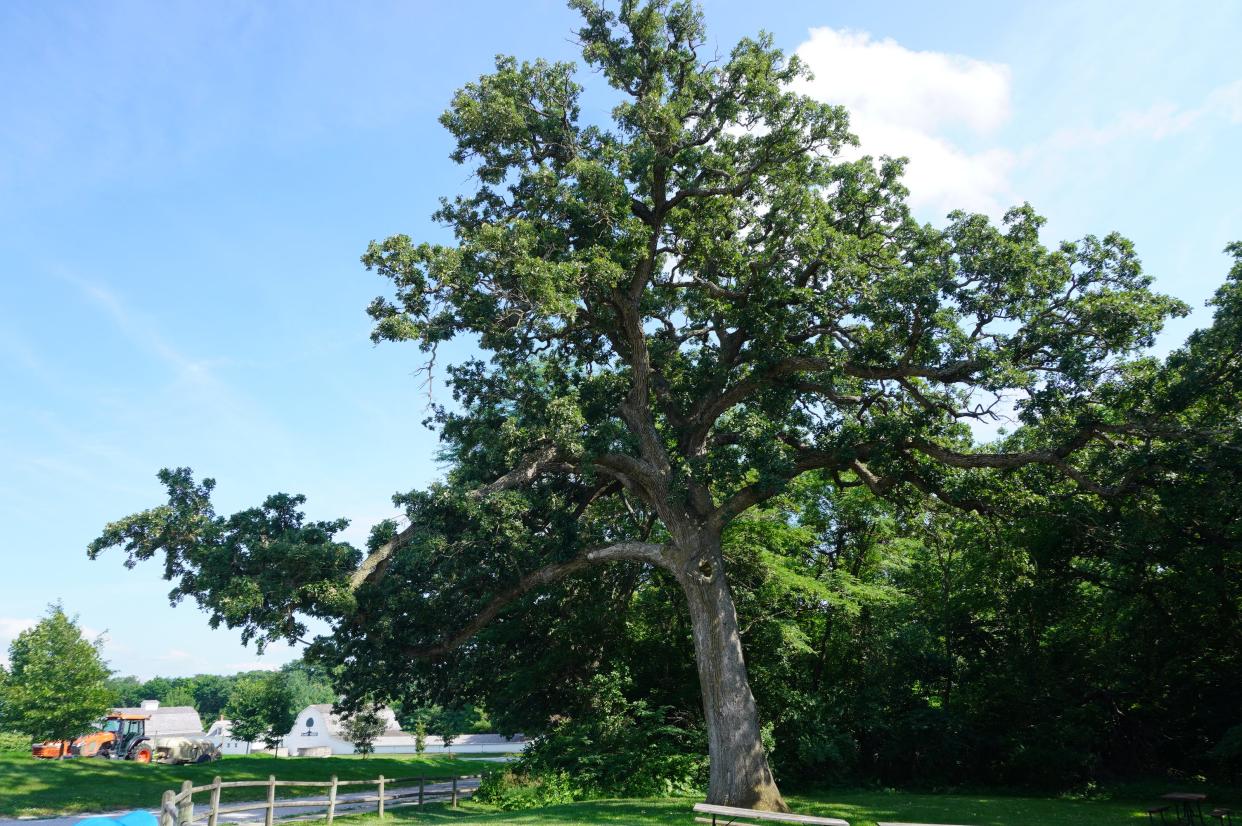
[1,752,1237,824]
[307,782,1242,826]
[0,752,499,818]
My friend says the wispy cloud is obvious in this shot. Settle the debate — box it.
[66,274,220,384]
[55,271,294,457]
[1039,78,1242,152]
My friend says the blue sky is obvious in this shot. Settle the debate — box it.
[1,1,1238,680]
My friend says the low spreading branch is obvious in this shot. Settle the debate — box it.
[399,541,670,659]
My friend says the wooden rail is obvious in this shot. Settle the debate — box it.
[159,773,481,826]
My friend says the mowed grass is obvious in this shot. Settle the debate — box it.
[2,753,1237,824]
[303,783,1242,826]
[0,752,500,818]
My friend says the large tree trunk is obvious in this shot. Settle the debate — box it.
[677,533,788,812]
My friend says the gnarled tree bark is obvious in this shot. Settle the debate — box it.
[674,531,787,811]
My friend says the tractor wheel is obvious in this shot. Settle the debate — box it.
[132,745,153,763]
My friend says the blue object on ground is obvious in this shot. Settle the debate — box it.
[79,812,158,826]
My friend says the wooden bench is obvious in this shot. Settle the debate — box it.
[692,802,849,826]
[1145,805,1171,823]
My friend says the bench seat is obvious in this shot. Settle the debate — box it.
[692,802,849,826]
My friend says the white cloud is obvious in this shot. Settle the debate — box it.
[1040,78,1242,152]
[0,617,36,640]
[793,27,1016,217]
[0,618,37,668]
[159,648,193,661]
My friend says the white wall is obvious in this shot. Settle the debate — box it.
[213,706,530,757]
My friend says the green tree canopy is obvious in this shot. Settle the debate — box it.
[225,673,294,755]
[341,702,388,758]
[106,675,146,708]
[1,606,112,755]
[224,677,268,752]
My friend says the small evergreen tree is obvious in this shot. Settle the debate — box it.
[414,719,427,754]
[1,606,112,757]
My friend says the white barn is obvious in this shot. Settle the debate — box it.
[208,704,528,757]
[205,718,268,755]
[287,704,528,756]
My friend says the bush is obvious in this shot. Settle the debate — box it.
[475,769,576,811]
[515,670,707,799]
[0,731,30,753]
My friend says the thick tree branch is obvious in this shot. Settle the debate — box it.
[349,523,419,592]
[350,446,663,592]
[400,541,670,659]
[350,444,577,591]
[909,432,1095,470]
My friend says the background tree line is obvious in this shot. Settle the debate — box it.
[103,660,337,722]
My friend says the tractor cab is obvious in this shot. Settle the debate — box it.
[113,717,147,758]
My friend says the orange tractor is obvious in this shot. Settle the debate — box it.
[31,713,155,761]
[32,712,219,763]
[72,713,158,761]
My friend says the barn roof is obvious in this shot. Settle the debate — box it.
[114,706,205,736]
[302,704,402,738]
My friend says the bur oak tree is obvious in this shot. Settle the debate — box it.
[90,0,1188,809]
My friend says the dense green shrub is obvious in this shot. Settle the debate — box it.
[516,671,707,799]
[0,731,30,753]
[475,769,576,811]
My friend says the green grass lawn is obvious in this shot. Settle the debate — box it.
[303,784,1242,826]
[1,752,1237,824]
[0,752,499,818]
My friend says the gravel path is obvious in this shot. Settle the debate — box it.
[1,780,480,826]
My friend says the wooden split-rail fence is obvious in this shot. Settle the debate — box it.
[159,773,480,826]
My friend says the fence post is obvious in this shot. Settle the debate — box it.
[451,776,458,808]
[179,780,193,826]
[377,775,385,819]
[327,775,338,826]
[264,775,276,826]
[207,776,222,826]
[161,790,175,826]
[418,776,424,807]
